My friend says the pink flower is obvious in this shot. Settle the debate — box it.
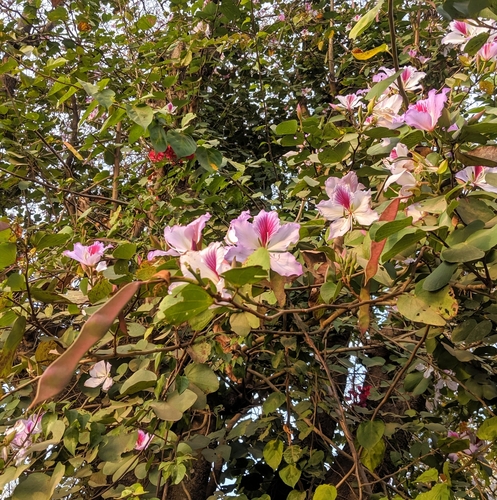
[369,94,403,128]
[5,414,43,465]
[383,143,417,196]
[149,214,211,259]
[178,242,231,299]
[403,88,450,132]
[442,21,488,46]
[373,66,426,92]
[331,93,363,112]
[225,211,303,277]
[447,430,484,462]
[278,12,285,21]
[63,242,111,269]
[135,430,153,451]
[478,41,497,61]
[317,172,379,239]
[455,166,497,193]
[165,102,177,114]
[84,360,114,391]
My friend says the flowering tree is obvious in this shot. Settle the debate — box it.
[2,0,497,499]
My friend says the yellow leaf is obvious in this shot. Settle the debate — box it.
[317,40,324,50]
[351,43,388,60]
[63,141,84,161]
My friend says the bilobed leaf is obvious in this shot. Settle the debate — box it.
[423,262,458,291]
[466,223,497,251]
[167,388,198,412]
[136,14,157,30]
[63,426,79,456]
[414,483,451,500]
[381,229,425,262]
[0,316,26,378]
[162,284,213,325]
[357,420,385,449]
[279,464,301,488]
[404,372,430,395]
[30,282,143,409]
[196,146,223,172]
[349,0,384,39]
[126,104,154,130]
[167,130,197,157]
[275,120,298,135]
[98,433,138,462]
[184,363,219,394]
[222,266,267,286]
[94,89,115,109]
[320,282,339,303]
[30,289,71,304]
[263,392,286,414]
[313,485,337,500]
[476,416,497,440]
[12,474,52,500]
[263,439,284,470]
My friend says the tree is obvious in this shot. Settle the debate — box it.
[1,0,497,498]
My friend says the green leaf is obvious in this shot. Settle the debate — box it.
[196,146,223,172]
[397,295,446,326]
[349,0,384,39]
[136,14,157,30]
[263,439,284,470]
[283,445,303,465]
[381,229,424,262]
[120,368,157,395]
[245,247,271,270]
[441,243,484,263]
[98,433,138,461]
[0,242,16,270]
[112,243,137,260]
[452,319,477,343]
[279,464,301,489]
[457,197,494,224]
[466,223,497,251]
[0,316,26,378]
[313,485,337,500]
[166,130,197,157]
[414,483,451,500]
[357,420,385,449]
[318,143,350,164]
[12,474,51,500]
[320,282,339,303]
[366,69,403,101]
[222,266,267,286]
[126,104,154,130]
[360,437,385,471]
[184,363,219,394]
[88,279,113,304]
[287,492,306,500]
[37,232,71,250]
[373,217,413,242]
[477,416,497,440]
[64,426,79,456]
[162,284,214,325]
[94,89,115,109]
[263,392,286,414]
[167,388,198,411]
[149,120,168,152]
[404,372,430,395]
[230,312,258,337]
[150,401,183,421]
[275,120,298,135]
[423,262,458,291]
[415,468,439,483]
[30,289,71,304]
[464,31,490,55]
[453,319,492,343]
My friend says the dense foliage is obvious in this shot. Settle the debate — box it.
[2,0,497,498]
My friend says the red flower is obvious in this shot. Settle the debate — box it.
[164,145,178,162]
[148,150,166,163]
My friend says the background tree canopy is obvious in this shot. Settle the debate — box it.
[2,0,497,498]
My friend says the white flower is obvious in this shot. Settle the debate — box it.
[84,360,114,391]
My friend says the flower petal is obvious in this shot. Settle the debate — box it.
[269,252,303,277]
[267,223,300,252]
